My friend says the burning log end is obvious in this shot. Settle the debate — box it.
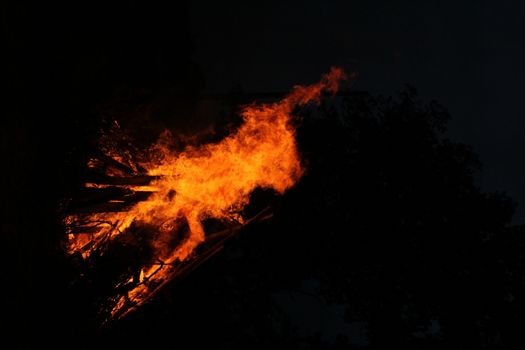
[166,189,176,200]
[85,173,160,186]
[67,191,154,214]
[91,152,136,176]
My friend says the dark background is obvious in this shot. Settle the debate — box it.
[3,1,525,348]
[187,0,525,224]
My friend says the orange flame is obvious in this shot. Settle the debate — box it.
[65,67,346,319]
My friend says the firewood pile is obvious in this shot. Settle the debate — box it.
[64,151,272,325]
[62,68,345,325]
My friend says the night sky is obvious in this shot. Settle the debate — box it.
[189,0,525,222]
[4,1,525,348]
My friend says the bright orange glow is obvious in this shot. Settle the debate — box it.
[65,67,346,319]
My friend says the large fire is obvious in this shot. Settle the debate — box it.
[65,67,346,320]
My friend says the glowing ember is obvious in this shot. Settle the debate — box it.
[65,67,346,320]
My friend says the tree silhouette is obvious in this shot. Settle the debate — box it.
[94,87,523,349]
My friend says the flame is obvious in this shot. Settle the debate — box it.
[65,67,346,319]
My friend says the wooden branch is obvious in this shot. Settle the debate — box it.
[85,174,160,186]
[68,191,154,214]
[93,152,136,176]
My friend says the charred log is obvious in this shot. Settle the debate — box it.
[68,191,154,214]
[84,173,159,186]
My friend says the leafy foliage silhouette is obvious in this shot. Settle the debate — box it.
[99,88,522,349]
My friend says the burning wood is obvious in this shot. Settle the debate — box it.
[63,68,347,323]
